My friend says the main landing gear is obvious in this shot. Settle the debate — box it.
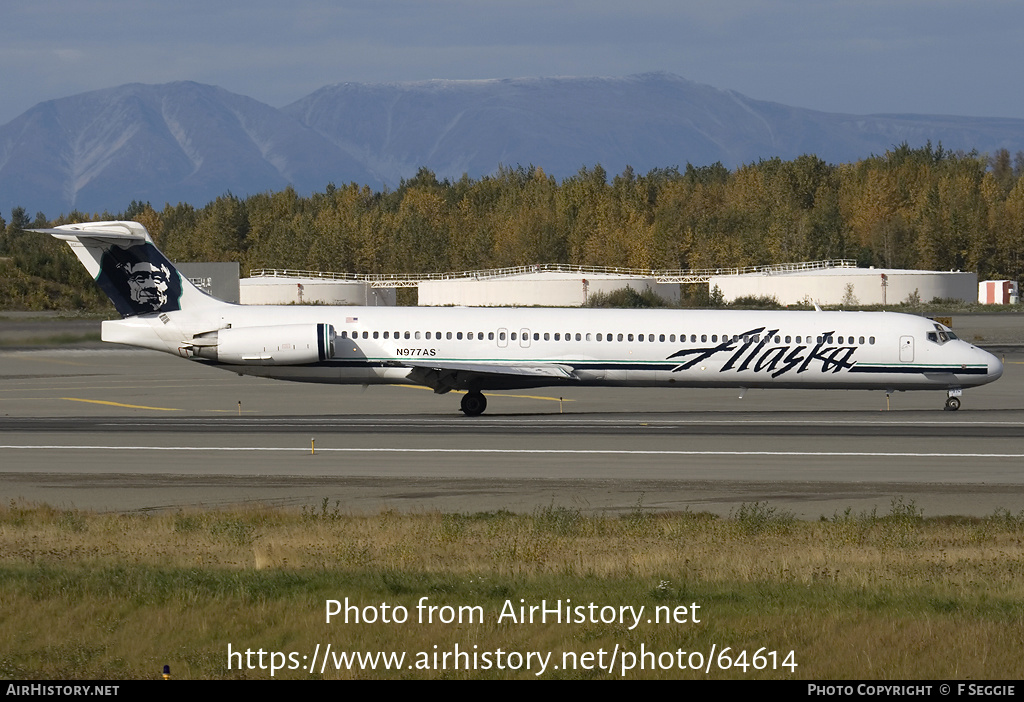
[460,391,487,416]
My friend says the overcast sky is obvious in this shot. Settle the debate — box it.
[2,0,1022,126]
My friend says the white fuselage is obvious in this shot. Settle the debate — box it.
[102,304,1003,393]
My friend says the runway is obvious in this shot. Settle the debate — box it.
[2,343,1023,518]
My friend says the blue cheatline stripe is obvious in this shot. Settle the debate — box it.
[849,365,988,375]
[296,358,990,376]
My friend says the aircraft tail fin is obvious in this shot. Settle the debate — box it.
[32,221,226,317]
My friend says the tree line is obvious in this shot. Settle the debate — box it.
[2,143,1023,310]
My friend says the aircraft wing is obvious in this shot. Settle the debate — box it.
[402,360,579,393]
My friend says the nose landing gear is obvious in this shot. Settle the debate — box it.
[944,388,962,411]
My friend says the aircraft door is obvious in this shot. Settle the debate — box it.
[899,335,914,362]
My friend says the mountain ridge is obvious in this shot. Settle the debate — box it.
[2,73,1022,217]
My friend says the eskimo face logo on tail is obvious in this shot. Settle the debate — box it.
[96,243,183,316]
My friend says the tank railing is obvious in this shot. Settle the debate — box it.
[248,259,856,288]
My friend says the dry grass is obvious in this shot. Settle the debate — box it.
[1,500,1023,679]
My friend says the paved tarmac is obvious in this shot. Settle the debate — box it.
[1,320,1022,518]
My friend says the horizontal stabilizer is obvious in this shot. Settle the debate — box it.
[30,227,147,246]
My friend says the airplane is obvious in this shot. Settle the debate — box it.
[35,220,1003,415]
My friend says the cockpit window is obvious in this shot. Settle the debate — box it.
[927,326,955,345]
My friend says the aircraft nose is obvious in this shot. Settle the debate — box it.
[986,351,1003,382]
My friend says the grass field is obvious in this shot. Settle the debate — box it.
[1,499,1022,679]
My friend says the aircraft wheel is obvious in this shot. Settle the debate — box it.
[944,396,961,411]
[460,391,487,416]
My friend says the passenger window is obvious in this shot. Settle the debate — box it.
[498,332,505,341]
[414,331,420,340]
[575,333,582,341]
[596,333,602,341]
[691,335,697,343]
[701,335,707,343]
[373,331,379,339]
[544,333,550,341]
[446,332,453,340]
[869,336,875,345]
[858,336,864,344]
[457,332,463,340]
[637,334,643,342]
[511,332,517,341]
[534,333,539,341]
[468,332,474,340]
[340,331,348,339]
[383,331,389,339]
[554,333,560,341]
[405,331,411,340]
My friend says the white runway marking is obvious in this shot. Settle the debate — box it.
[2,444,1023,459]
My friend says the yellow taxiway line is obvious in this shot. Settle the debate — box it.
[61,397,180,411]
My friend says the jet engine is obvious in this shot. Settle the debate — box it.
[191,323,335,365]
